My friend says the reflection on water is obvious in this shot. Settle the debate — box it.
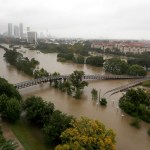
[0,45,150,150]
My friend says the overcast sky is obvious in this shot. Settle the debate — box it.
[0,0,150,39]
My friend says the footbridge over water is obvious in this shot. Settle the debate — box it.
[104,77,150,96]
[14,74,148,89]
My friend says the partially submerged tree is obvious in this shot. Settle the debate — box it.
[69,71,88,99]
[91,88,98,100]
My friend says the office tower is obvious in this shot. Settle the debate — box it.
[27,31,37,44]
[19,23,23,39]
[27,27,30,32]
[14,25,19,37]
[8,23,12,37]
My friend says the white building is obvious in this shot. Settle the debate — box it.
[27,31,37,44]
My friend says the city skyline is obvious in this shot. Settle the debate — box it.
[0,0,150,39]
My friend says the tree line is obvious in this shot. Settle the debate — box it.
[104,58,146,76]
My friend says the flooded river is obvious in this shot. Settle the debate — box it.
[0,44,150,150]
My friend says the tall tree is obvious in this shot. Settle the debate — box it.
[69,71,88,99]
[56,117,116,150]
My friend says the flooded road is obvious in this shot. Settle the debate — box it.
[0,45,150,150]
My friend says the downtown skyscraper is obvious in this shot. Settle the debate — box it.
[19,23,23,39]
[8,23,12,37]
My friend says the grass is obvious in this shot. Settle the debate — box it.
[142,81,150,87]
[7,118,54,150]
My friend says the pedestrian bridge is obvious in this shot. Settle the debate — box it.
[103,78,150,96]
[14,74,148,89]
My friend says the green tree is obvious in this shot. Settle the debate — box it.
[43,110,73,145]
[100,97,107,106]
[69,71,88,99]
[34,68,49,78]
[56,117,116,150]
[0,77,21,100]
[23,96,54,126]
[128,64,147,76]
[51,72,61,88]
[103,58,129,75]
[91,88,98,100]
[86,56,104,67]
[119,88,150,122]
[130,117,141,129]
[2,98,21,123]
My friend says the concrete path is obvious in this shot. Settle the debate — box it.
[0,121,24,150]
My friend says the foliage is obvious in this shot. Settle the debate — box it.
[103,58,129,75]
[36,43,60,53]
[86,56,104,67]
[130,118,141,129]
[128,64,146,76]
[0,126,18,150]
[4,49,39,76]
[91,88,98,100]
[0,77,22,123]
[51,72,61,88]
[57,53,74,61]
[34,68,49,78]
[23,96,54,126]
[119,88,150,122]
[43,110,74,145]
[142,80,150,87]
[127,52,150,69]
[73,55,84,64]
[56,117,116,150]
[1,97,21,123]
[69,71,88,99]
[100,97,107,106]
[0,77,21,100]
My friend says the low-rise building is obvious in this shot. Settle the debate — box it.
[91,41,150,54]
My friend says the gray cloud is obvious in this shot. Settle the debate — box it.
[0,0,150,39]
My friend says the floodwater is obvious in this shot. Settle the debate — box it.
[0,44,150,150]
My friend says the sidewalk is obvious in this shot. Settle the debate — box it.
[0,121,24,150]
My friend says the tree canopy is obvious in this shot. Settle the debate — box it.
[0,77,22,123]
[128,64,146,76]
[56,117,116,150]
[119,88,150,122]
[103,58,129,75]
[69,71,88,99]
[23,96,54,126]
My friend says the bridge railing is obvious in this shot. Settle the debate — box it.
[14,74,150,89]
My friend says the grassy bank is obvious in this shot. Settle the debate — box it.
[7,119,54,150]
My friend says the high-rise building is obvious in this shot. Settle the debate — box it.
[8,23,12,37]
[19,23,23,39]
[14,25,19,37]
[27,31,37,44]
[27,27,30,32]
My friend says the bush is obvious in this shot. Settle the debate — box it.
[130,118,141,129]
[43,110,73,145]
[23,96,54,126]
[100,97,107,106]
